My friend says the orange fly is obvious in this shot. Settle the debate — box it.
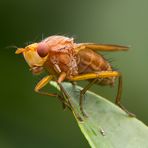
[15,35,134,118]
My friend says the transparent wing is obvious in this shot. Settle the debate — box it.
[75,43,129,52]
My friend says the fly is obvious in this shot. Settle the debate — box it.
[15,35,135,118]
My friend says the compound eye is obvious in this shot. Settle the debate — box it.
[37,42,49,57]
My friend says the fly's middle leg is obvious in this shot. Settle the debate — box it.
[80,79,98,117]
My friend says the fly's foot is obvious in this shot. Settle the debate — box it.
[128,112,136,117]
[75,114,83,122]
[80,106,88,118]
[117,102,136,117]
[57,94,71,110]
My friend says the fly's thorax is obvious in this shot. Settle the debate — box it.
[36,35,79,78]
[44,52,78,78]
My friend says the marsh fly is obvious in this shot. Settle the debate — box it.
[15,35,134,118]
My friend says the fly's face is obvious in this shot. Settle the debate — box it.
[15,43,47,74]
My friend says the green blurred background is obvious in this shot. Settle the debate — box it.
[0,0,148,147]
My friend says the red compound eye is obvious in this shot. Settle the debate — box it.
[37,42,49,57]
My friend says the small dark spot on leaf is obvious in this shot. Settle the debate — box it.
[91,127,97,136]
[96,101,100,104]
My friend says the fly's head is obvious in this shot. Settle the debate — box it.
[15,43,47,74]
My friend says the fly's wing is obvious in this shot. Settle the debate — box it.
[75,43,129,52]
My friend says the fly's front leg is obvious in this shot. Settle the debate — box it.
[57,82,72,110]
[57,72,83,121]
[34,75,69,109]
[57,82,83,121]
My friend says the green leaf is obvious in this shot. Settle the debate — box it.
[50,81,148,148]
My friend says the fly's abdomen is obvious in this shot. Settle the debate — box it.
[77,48,115,85]
[77,49,112,73]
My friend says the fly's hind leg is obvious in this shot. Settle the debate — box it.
[69,71,135,117]
[34,75,69,109]
[69,71,120,117]
[115,74,135,117]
